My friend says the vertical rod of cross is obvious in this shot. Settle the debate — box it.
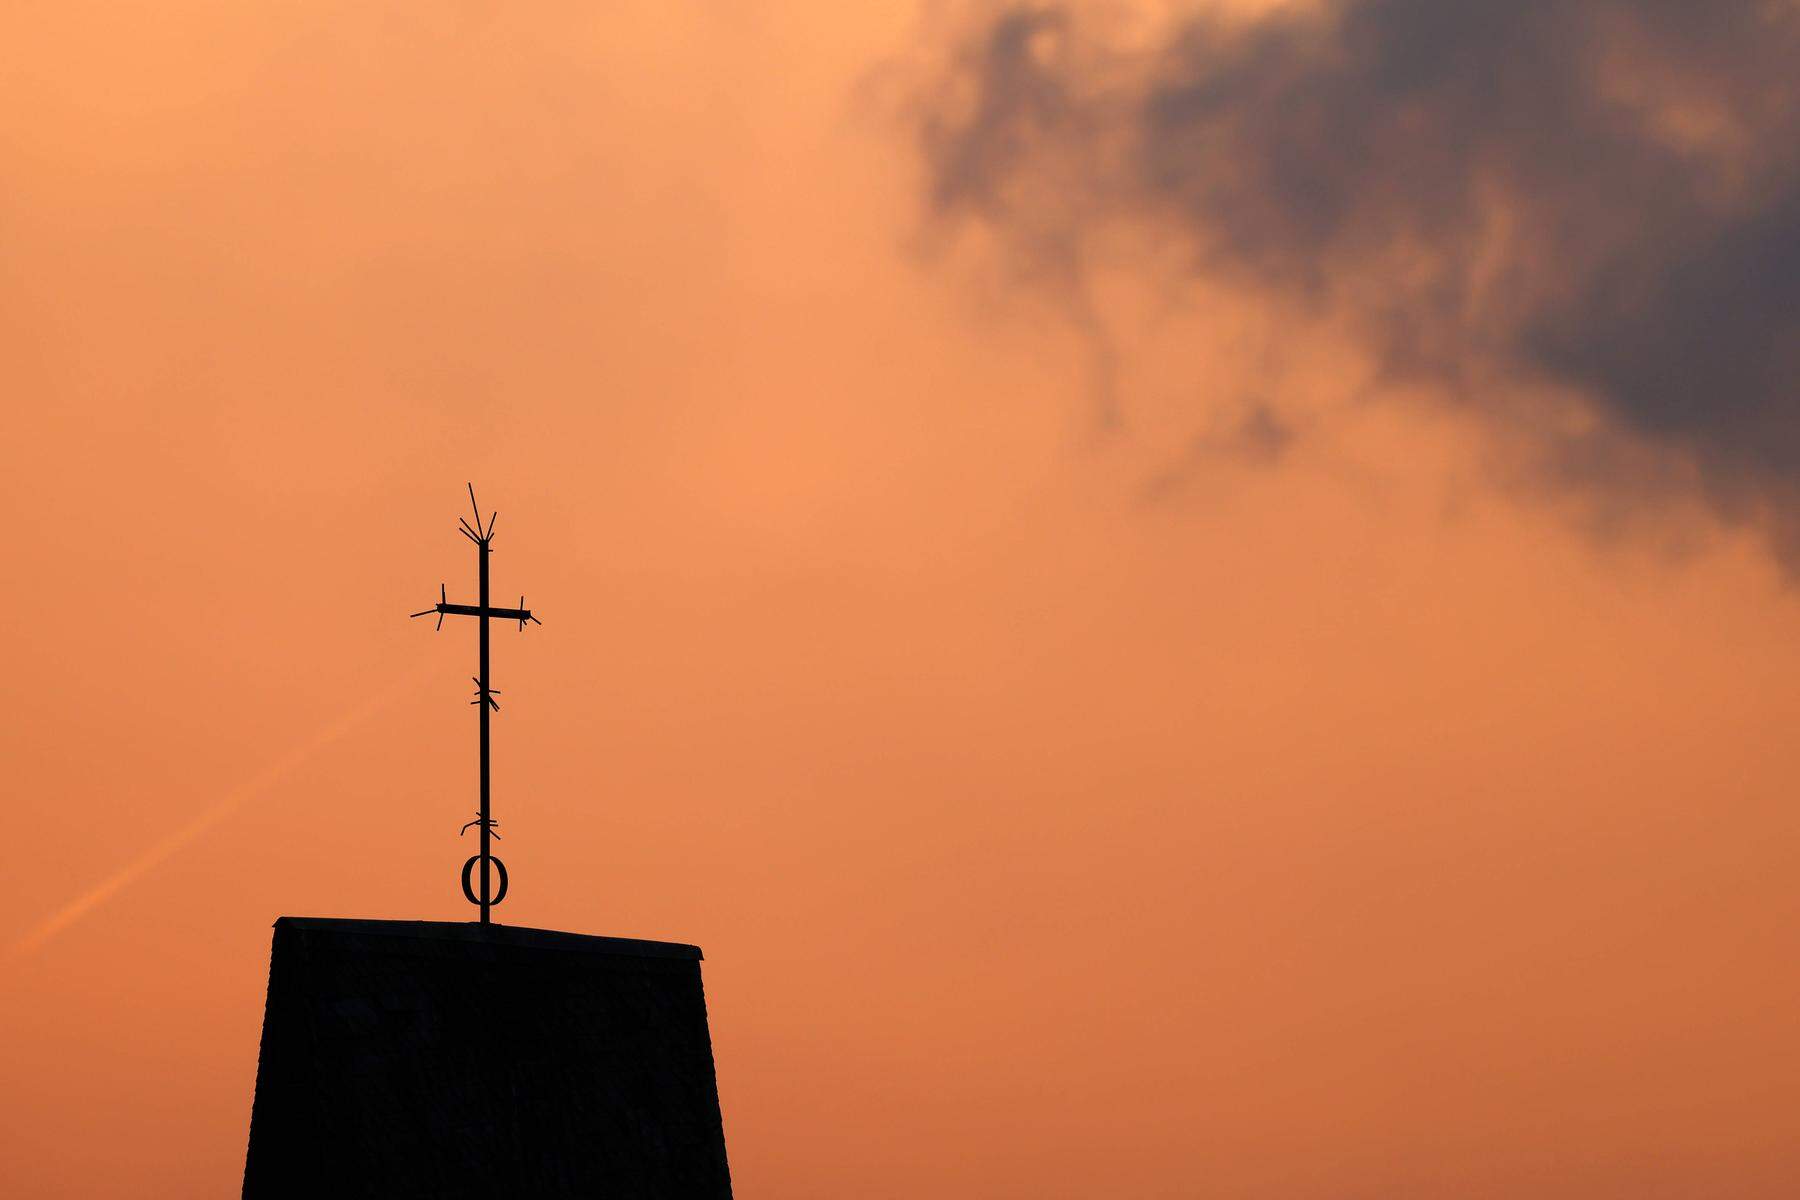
[476,532,493,923]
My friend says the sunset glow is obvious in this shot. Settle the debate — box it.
[5,2,1799,1196]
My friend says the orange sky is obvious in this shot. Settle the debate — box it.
[4,3,1800,1196]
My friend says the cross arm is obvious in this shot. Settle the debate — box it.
[436,602,538,623]
[410,585,541,627]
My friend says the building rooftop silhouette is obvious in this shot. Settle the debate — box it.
[242,917,732,1198]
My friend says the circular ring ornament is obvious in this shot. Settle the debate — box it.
[461,853,509,908]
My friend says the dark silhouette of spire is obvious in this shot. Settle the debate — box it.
[246,488,732,1197]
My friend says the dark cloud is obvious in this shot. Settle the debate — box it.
[913,0,1800,562]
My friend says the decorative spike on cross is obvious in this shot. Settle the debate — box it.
[410,484,542,924]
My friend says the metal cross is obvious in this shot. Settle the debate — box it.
[410,484,541,924]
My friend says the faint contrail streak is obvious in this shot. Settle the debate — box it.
[7,670,425,963]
